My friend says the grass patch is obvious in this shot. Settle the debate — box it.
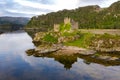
[64,33,94,48]
[62,30,80,36]
[99,33,120,39]
[43,33,58,43]
[59,23,71,33]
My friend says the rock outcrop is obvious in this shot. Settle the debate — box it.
[90,34,120,52]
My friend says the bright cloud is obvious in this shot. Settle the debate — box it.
[0,0,119,17]
[13,0,79,11]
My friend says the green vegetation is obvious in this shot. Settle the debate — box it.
[33,22,81,44]
[59,23,71,32]
[43,33,58,43]
[33,20,120,50]
[62,30,78,36]
[26,1,120,30]
[65,33,120,49]
[64,33,94,48]
[98,33,120,39]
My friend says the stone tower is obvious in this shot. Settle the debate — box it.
[64,17,78,30]
[71,19,78,30]
[54,24,60,32]
[64,17,71,24]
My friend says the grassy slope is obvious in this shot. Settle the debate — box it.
[64,32,120,49]
[64,33,94,48]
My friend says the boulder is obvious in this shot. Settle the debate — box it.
[97,55,119,61]
[78,50,96,55]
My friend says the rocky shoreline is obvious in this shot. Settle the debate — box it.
[26,44,96,56]
[26,43,120,56]
[27,31,120,57]
[26,45,120,67]
[26,22,120,64]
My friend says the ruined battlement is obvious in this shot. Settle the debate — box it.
[54,17,78,32]
[64,17,71,24]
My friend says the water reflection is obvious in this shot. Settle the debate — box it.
[26,50,120,69]
[0,31,120,80]
[0,31,34,52]
[25,51,120,80]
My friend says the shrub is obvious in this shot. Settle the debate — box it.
[43,33,58,43]
[59,23,71,33]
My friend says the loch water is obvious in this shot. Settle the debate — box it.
[0,30,120,80]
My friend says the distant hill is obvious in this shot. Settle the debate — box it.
[0,16,30,31]
[26,1,120,30]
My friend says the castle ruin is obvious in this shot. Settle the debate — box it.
[54,17,78,32]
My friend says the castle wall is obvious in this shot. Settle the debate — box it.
[64,17,71,24]
[54,17,79,32]
[54,24,60,32]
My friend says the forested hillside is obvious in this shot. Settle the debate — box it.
[26,1,120,30]
[0,17,29,30]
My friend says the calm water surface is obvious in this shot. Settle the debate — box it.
[0,31,120,80]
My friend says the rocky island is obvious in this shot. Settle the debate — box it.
[26,17,120,60]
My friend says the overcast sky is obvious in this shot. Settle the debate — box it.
[0,0,118,17]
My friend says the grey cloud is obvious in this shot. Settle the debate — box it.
[0,0,54,17]
[2,11,34,17]
[0,0,118,17]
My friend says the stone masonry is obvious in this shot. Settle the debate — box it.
[54,17,78,32]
